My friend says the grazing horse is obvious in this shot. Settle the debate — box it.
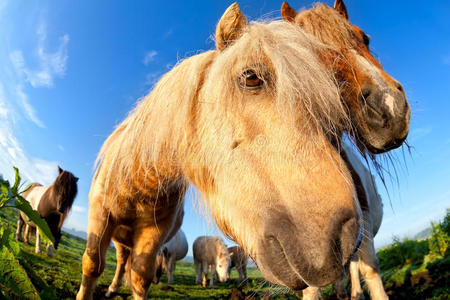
[227,246,248,283]
[15,166,78,257]
[76,4,364,299]
[156,229,188,284]
[193,236,230,288]
[281,0,410,154]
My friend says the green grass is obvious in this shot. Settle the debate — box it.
[1,207,300,299]
[2,206,449,299]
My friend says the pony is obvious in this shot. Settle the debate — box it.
[281,0,410,154]
[15,166,78,257]
[279,1,409,298]
[227,245,248,283]
[76,4,364,299]
[156,229,188,284]
[193,236,230,288]
[105,230,188,297]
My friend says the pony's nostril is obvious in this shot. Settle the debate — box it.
[359,87,372,103]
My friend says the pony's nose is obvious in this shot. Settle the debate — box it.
[257,209,361,288]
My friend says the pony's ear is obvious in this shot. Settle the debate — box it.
[333,0,349,20]
[57,166,63,174]
[75,177,79,182]
[281,2,297,23]
[215,2,247,51]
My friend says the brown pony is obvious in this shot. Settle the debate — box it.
[280,1,406,298]
[15,166,78,257]
[76,3,364,299]
[281,0,410,154]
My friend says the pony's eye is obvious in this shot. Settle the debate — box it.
[362,33,370,47]
[239,70,264,89]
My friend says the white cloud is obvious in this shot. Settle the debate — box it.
[143,50,157,66]
[0,83,57,185]
[10,21,69,88]
[72,205,86,213]
[15,84,45,128]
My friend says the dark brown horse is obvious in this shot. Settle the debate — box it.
[15,166,78,257]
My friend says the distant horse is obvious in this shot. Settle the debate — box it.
[227,246,248,283]
[157,229,188,284]
[281,0,410,154]
[105,230,188,297]
[15,166,78,257]
[76,4,364,299]
[193,236,230,288]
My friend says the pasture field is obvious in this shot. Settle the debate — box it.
[1,206,449,299]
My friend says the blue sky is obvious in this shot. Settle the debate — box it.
[0,0,449,254]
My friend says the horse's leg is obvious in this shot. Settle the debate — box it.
[195,261,202,285]
[201,263,208,288]
[15,215,23,242]
[129,224,174,300]
[243,264,247,282]
[106,243,130,298]
[302,287,321,300]
[24,224,31,244]
[46,244,54,258]
[358,234,388,300]
[35,227,41,254]
[238,266,244,283]
[76,208,115,300]
[349,256,363,300]
[333,279,349,300]
[166,254,176,284]
[209,264,215,289]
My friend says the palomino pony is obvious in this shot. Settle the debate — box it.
[76,4,364,299]
[193,236,230,288]
[15,166,78,257]
[281,0,410,155]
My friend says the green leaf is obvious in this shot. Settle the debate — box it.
[0,181,10,207]
[11,167,21,195]
[13,197,55,244]
[0,227,20,256]
[0,246,40,299]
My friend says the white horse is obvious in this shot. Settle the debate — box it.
[155,230,188,284]
[193,236,230,288]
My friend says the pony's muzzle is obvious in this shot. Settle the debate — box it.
[256,210,361,288]
[358,83,410,153]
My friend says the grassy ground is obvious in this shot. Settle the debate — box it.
[0,207,299,299]
[1,206,449,299]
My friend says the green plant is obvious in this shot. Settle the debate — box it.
[0,167,56,299]
[429,210,450,257]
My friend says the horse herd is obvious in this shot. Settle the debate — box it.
[13,1,410,299]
